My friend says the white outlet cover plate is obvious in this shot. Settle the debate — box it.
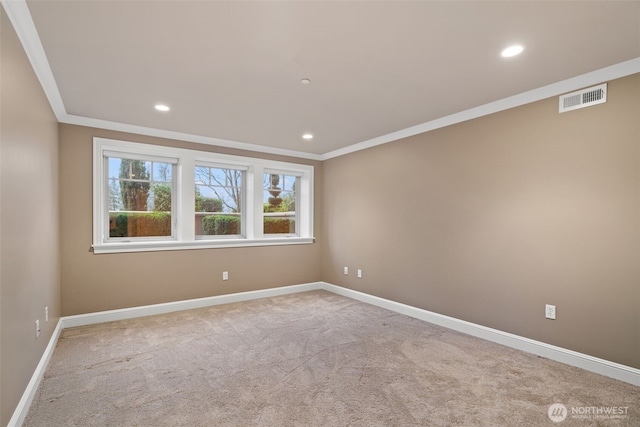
[545,304,556,320]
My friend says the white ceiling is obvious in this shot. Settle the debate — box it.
[7,1,640,160]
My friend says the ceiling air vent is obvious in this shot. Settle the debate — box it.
[559,83,607,113]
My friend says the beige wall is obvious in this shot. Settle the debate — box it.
[59,124,323,316]
[0,8,61,426]
[321,74,640,369]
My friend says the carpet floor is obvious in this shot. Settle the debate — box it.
[24,290,639,426]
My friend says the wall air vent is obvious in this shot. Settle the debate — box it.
[559,83,607,113]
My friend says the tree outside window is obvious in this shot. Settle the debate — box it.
[108,157,173,238]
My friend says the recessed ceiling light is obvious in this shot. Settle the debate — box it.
[300,78,311,85]
[154,104,170,112]
[302,133,313,140]
[501,45,524,58]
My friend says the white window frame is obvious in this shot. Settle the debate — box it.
[93,138,314,254]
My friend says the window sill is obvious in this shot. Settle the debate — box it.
[92,237,315,254]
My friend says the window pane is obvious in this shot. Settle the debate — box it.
[263,173,297,234]
[107,157,173,238]
[195,166,243,237]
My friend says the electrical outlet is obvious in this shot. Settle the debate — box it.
[223,271,229,281]
[343,267,349,275]
[545,304,556,320]
[45,306,49,322]
[357,269,363,279]
[35,320,41,338]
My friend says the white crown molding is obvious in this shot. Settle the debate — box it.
[1,0,66,121]
[2,0,322,161]
[4,0,640,162]
[61,114,324,161]
[320,57,640,160]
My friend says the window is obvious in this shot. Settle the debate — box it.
[107,156,175,240]
[263,172,298,235]
[195,165,244,238]
[93,138,314,253]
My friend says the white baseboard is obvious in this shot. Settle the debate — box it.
[8,282,322,426]
[10,281,639,425]
[319,282,640,387]
[62,282,322,328]
[8,318,64,427]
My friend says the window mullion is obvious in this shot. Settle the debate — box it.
[179,157,195,242]
[299,174,311,238]
[101,155,109,243]
[250,165,263,239]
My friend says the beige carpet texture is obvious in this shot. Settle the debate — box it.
[24,290,639,426]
